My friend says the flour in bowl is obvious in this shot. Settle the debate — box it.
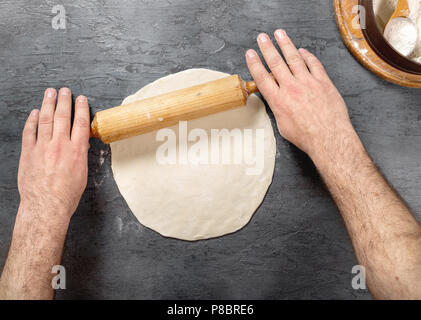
[373,0,421,63]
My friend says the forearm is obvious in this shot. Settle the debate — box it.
[0,203,70,300]
[311,131,421,299]
[244,29,421,299]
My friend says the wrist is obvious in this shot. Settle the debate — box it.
[17,201,72,228]
[309,129,367,173]
[14,204,70,254]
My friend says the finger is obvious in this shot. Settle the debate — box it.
[38,88,57,141]
[22,109,39,148]
[53,87,72,139]
[245,49,279,101]
[71,95,90,146]
[274,29,309,78]
[298,48,329,80]
[257,33,291,82]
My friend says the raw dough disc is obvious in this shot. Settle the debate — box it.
[111,69,276,241]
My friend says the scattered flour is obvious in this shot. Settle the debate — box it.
[373,0,421,63]
[99,149,105,166]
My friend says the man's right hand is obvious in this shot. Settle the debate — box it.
[245,30,358,160]
[246,30,421,300]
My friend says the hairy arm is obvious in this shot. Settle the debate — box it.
[0,205,71,299]
[312,135,421,299]
[0,88,90,299]
[246,30,421,299]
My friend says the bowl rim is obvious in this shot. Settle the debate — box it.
[360,0,421,74]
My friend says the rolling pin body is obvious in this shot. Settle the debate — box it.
[91,74,258,144]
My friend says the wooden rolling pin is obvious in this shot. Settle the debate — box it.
[90,74,260,144]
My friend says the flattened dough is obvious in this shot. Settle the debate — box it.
[111,69,276,241]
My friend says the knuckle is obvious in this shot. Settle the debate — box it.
[269,58,284,71]
[300,49,310,57]
[38,114,53,125]
[21,135,31,145]
[54,113,71,121]
[258,72,272,84]
[287,54,303,65]
[250,61,262,72]
[249,57,260,66]
[306,54,326,71]
[249,57,259,65]
[308,55,321,66]
[307,53,317,61]
[74,117,90,128]
[22,127,33,137]
[23,121,34,132]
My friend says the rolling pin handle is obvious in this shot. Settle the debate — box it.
[89,116,99,140]
[245,80,259,94]
[244,73,276,95]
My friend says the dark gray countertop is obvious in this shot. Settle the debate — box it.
[1,0,420,299]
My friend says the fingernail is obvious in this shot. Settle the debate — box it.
[46,88,56,98]
[60,87,70,96]
[31,109,39,117]
[275,29,286,40]
[246,49,256,58]
[77,95,87,103]
[258,33,269,43]
[298,48,307,54]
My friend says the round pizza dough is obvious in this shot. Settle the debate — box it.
[111,69,276,241]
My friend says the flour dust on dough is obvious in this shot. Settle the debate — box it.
[111,69,276,241]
